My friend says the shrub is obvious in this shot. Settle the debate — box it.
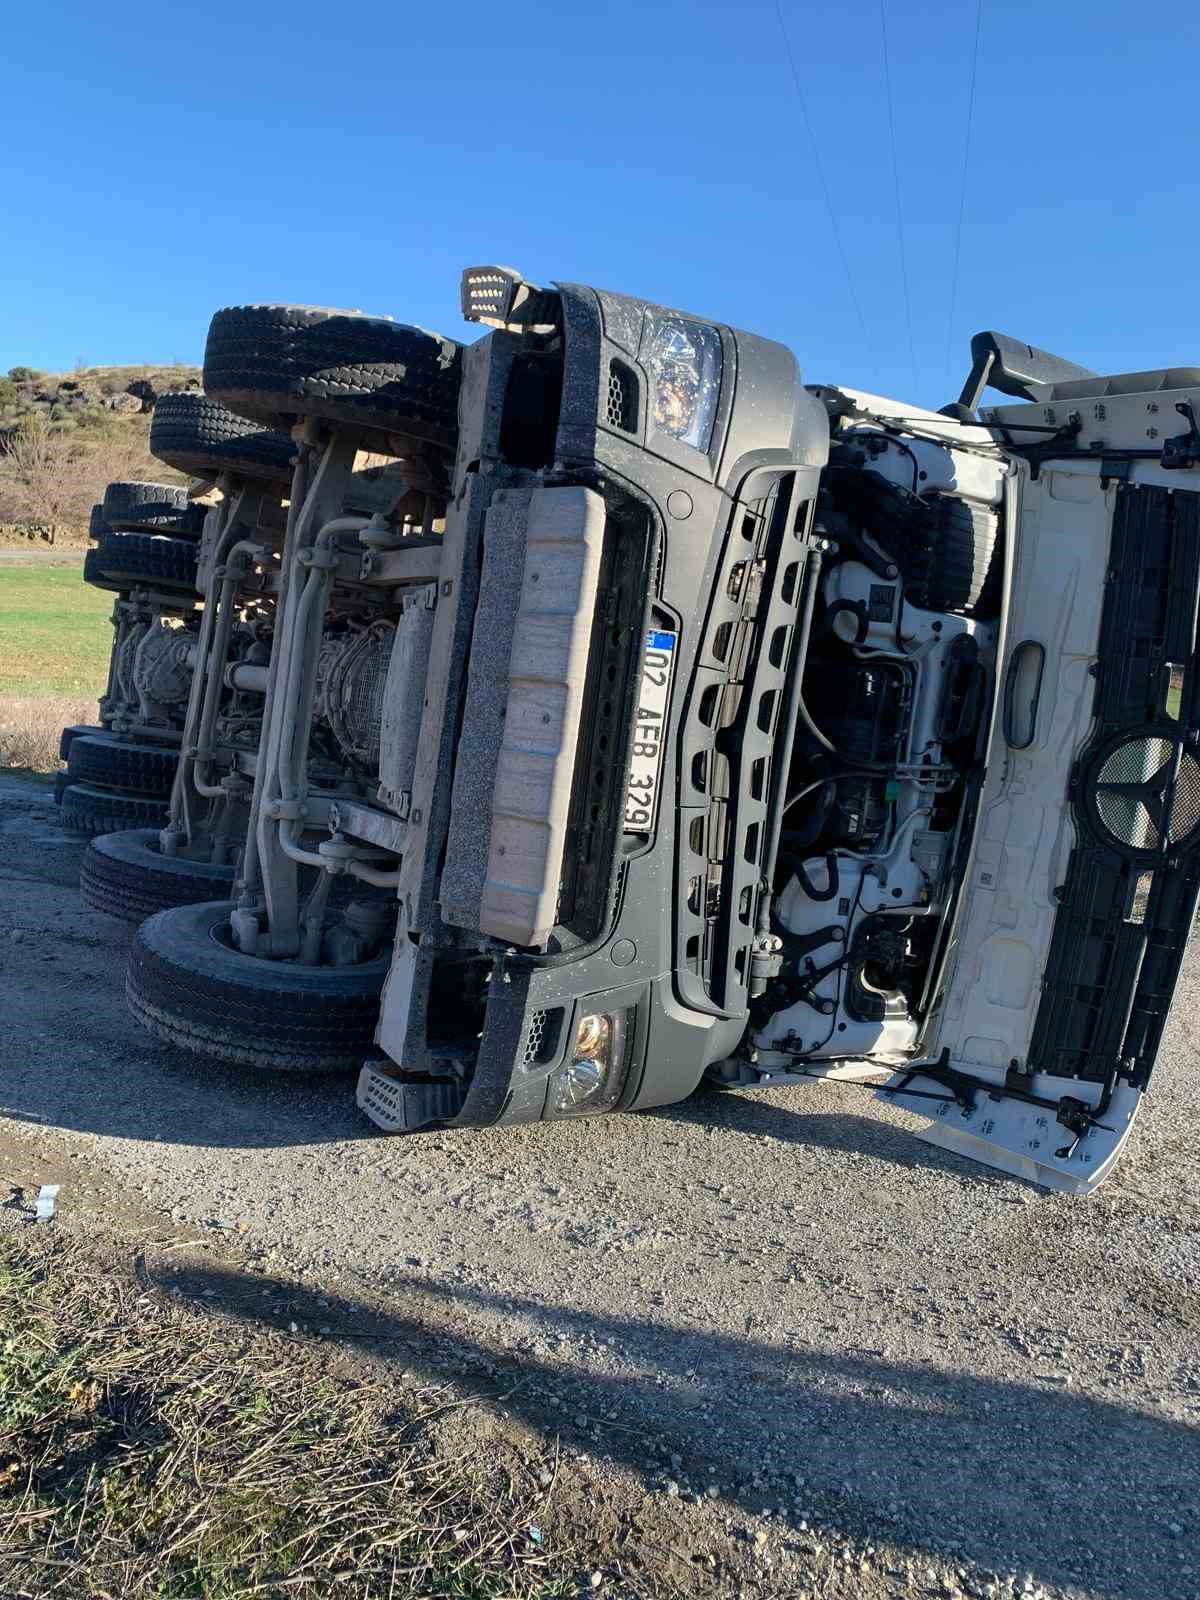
[7,366,41,384]
[74,407,111,430]
[0,412,162,533]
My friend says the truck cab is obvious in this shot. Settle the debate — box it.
[359,272,1200,1194]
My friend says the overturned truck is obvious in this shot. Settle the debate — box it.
[96,270,1200,1193]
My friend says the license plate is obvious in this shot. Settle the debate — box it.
[623,628,677,831]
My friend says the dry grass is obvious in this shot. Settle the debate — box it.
[0,1235,581,1600]
[0,410,187,547]
[0,416,161,544]
[0,697,92,774]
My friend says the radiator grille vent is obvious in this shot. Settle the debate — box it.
[522,1007,564,1067]
[606,361,638,433]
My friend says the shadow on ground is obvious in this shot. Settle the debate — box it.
[2,1032,1008,1186]
[648,1087,1022,1186]
[154,1260,1200,1600]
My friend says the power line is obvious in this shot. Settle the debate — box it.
[943,0,984,398]
[879,0,919,397]
[773,0,868,341]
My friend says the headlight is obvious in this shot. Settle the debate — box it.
[549,1008,632,1117]
[646,314,722,453]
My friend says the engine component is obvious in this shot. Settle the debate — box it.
[843,915,933,1025]
[822,462,1002,622]
[757,861,926,1060]
[133,622,195,708]
[324,897,394,967]
[936,634,986,748]
[799,658,906,847]
[825,774,889,849]
[807,658,905,769]
[316,623,397,770]
[377,583,438,816]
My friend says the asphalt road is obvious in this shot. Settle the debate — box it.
[1,772,1197,1600]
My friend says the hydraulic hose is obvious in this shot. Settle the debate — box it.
[793,852,840,903]
[192,541,266,800]
[238,441,312,898]
[347,859,403,888]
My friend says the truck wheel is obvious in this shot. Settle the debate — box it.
[102,480,190,519]
[103,481,203,539]
[203,304,462,449]
[89,531,199,593]
[66,735,178,796]
[902,495,1001,620]
[59,784,169,837]
[80,829,235,923]
[53,771,71,804]
[126,900,390,1072]
[106,504,206,539]
[88,503,107,540]
[150,391,297,483]
[59,723,108,761]
[82,547,126,594]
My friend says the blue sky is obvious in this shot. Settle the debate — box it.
[3,0,1196,408]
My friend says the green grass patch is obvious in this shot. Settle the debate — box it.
[0,564,111,697]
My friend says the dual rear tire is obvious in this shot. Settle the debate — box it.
[66,734,177,795]
[80,828,235,923]
[101,480,205,540]
[75,824,387,1075]
[59,783,170,837]
[149,391,296,483]
[203,304,463,450]
[57,731,178,836]
[84,531,199,595]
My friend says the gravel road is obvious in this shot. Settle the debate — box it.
[1,771,1197,1600]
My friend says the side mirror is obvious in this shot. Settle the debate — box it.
[951,331,1097,414]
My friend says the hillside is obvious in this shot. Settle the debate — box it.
[0,364,203,547]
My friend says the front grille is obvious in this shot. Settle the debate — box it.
[1030,482,1200,1088]
[1172,752,1200,841]
[557,505,652,942]
[1093,736,1200,851]
[675,476,815,1010]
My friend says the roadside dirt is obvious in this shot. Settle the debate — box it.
[1,772,1197,1600]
